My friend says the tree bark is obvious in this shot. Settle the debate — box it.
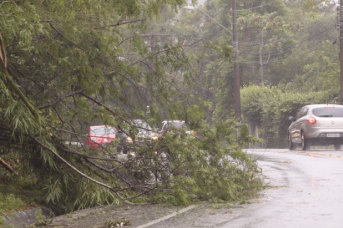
[0,157,17,174]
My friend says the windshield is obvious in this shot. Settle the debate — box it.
[90,126,117,136]
[312,107,343,117]
[169,122,185,129]
[132,120,152,133]
[162,122,185,131]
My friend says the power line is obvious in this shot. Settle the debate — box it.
[238,17,336,48]
[239,13,335,40]
[239,29,336,64]
[236,2,275,12]
[242,29,335,62]
[239,28,336,65]
[239,24,336,58]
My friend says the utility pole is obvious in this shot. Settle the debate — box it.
[150,33,156,89]
[340,0,343,104]
[232,0,241,120]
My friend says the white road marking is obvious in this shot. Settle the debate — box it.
[135,205,198,228]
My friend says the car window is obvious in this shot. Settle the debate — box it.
[161,123,168,131]
[296,108,304,119]
[90,127,117,136]
[161,122,185,131]
[169,122,185,129]
[301,107,309,117]
[132,120,152,133]
[312,107,343,117]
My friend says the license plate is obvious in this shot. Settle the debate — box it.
[327,133,340,137]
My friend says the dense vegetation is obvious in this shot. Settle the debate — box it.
[0,0,337,215]
[174,0,338,147]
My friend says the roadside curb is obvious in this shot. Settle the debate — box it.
[38,204,197,228]
[1,207,54,228]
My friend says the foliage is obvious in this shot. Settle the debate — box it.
[0,0,262,214]
[0,193,25,215]
[267,14,337,89]
[1,0,337,215]
[33,209,50,227]
[175,0,338,148]
[105,218,132,227]
[173,0,291,121]
[149,120,263,205]
[0,217,14,228]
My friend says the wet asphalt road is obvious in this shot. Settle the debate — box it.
[146,148,343,228]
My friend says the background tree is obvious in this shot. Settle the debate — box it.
[173,0,339,147]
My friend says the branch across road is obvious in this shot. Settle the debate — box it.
[137,148,343,227]
[25,148,343,228]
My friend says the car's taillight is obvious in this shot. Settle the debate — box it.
[307,117,316,124]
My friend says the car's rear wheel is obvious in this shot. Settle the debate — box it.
[301,132,310,151]
[288,133,296,150]
[123,146,128,154]
[116,145,124,153]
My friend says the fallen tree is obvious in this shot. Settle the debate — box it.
[0,0,263,213]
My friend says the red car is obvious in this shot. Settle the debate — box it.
[84,125,117,149]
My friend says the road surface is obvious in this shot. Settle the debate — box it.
[25,148,343,228]
[146,148,343,228]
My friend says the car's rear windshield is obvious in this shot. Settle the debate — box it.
[171,122,185,129]
[133,120,152,132]
[312,107,343,117]
[91,127,117,136]
[166,122,185,130]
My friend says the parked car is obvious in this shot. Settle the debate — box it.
[132,119,158,146]
[116,125,136,153]
[159,120,195,136]
[85,125,133,152]
[84,125,117,149]
[116,119,158,151]
[288,104,343,151]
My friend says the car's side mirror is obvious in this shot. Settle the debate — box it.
[289,116,296,121]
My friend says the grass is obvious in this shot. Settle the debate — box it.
[210,204,223,209]
[0,192,39,215]
[0,193,25,215]
[0,153,44,216]
[0,173,42,216]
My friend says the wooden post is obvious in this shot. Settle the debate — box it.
[232,0,241,121]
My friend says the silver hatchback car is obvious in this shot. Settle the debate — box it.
[288,104,343,151]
